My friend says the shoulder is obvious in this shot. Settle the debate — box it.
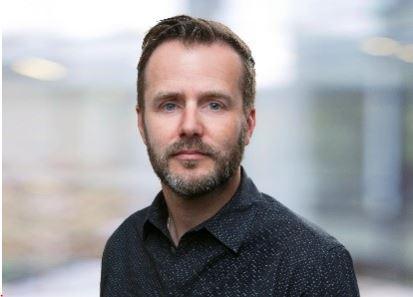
[100,207,150,295]
[252,193,345,260]
[102,206,150,257]
[101,206,150,286]
[250,194,359,295]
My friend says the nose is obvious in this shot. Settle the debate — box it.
[179,104,203,138]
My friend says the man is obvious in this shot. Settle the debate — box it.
[101,15,359,296]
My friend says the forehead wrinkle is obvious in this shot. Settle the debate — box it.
[153,91,182,101]
[144,40,244,104]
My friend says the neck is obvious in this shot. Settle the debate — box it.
[162,167,241,246]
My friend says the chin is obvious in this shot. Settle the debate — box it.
[172,159,214,173]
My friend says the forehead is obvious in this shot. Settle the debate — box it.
[144,40,243,98]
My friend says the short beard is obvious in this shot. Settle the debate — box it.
[145,124,247,199]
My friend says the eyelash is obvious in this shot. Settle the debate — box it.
[207,101,224,111]
[158,101,226,112]
[161,102,178,111]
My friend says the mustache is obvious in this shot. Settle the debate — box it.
[165,138,218,158]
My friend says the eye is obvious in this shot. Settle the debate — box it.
[208,102,223,111]
[161,102,178,112]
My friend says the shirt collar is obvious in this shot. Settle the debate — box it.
[142,168,261,254]
[142,191,169,239]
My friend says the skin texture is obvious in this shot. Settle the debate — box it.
[137,40,256,246]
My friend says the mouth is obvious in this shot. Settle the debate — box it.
[172,150,209,160]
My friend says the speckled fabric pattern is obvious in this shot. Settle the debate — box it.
[101,171,360,296]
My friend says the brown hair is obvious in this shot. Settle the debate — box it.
[137,15,256,111]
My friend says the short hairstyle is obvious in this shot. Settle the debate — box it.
[137,15,256,111]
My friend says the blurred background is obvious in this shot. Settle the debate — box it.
[2,0,413,296]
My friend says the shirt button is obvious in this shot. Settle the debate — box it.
[170,246,176,254]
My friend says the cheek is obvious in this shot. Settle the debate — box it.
[144,117,178,145]
[207,117,243,144]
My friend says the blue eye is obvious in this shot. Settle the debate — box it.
[162,102,177,111]
[209,102,222,111]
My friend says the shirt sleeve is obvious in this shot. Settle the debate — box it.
[100,224,134,297]
[302,245,360,297]
[100,235,125,297]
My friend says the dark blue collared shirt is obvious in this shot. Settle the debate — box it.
[101,170,359,296]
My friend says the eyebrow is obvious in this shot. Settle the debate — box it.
[151,90,234,105]
[199,91,233,102]
[152,91,182,105]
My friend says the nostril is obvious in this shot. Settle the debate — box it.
[179,109,203,137]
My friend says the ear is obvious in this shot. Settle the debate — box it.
[244,108,256,146]
[136,106,147,145]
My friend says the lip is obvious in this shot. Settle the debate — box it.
[173,150,207,160]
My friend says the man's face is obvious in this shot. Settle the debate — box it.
[138,40,255,198]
